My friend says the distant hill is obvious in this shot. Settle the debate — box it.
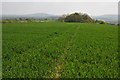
[2,13,60,20]
[22,13,60,18]
[92,14,118,24]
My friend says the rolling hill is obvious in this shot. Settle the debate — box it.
[92,14,118,24]
[2,13,60,20]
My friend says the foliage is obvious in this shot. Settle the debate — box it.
[95,20,108,24]
[58,13,95,23]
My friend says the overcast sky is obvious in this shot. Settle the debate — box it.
[1,0,119,2]
[2,2,118,16]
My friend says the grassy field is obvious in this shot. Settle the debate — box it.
[2,22,119,78]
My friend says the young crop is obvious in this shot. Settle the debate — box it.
[2,22,119,78]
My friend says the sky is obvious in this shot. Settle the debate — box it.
[2,2,118,16]
[1,0,119,2]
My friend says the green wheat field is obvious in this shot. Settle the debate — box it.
[2,22,119,78]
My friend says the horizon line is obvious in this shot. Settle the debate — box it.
[1,12,118,16]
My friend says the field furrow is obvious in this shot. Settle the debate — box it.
[49,26,80,78]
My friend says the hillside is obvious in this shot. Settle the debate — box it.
[92,14,118,24]
[2,13,60,20]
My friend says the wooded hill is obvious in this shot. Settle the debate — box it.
[58,13,98,23]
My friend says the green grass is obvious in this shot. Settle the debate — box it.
[2,22,119,78]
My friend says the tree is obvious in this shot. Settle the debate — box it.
[95,20,107,24]
[99,21,106,24]
[58,14,68,22]
[82,14,95,23]
[58,12,95,23]
[64,13,83,22]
